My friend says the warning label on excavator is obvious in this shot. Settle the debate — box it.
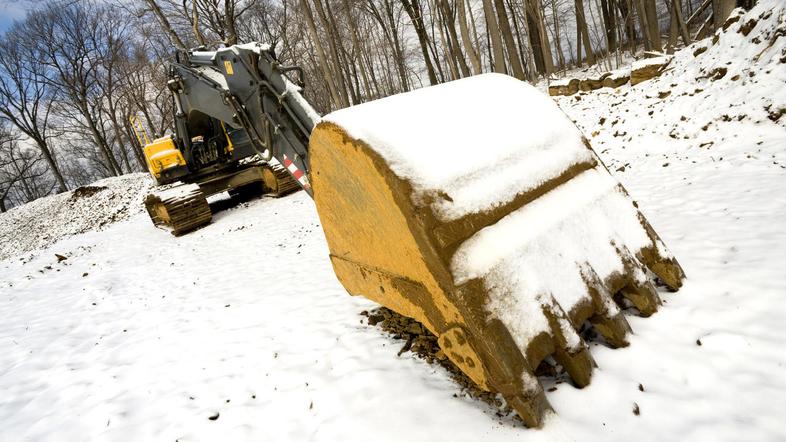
[223,60,234,76]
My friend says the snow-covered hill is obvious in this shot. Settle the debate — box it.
[0,173,153,261]
[1,2,784,440]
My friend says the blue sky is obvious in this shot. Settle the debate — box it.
[0,1,32,33]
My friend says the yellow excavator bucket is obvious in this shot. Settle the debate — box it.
[309,73,684,427]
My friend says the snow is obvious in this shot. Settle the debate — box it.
[550,77,575,87]
[324,73,594,221]
[2,2,786,440]
[451,168,648,284]
[152,182,201,201]
[284,78,322,129]
[195,65,229,89]
[451,166,653,354]
[631,54,673,71]
[607,67,631,80]
[0,174,153,261]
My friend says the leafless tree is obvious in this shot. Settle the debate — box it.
[0,26,68,192]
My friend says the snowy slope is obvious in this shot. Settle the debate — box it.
[0,173,153,261]
[1,3,785,440]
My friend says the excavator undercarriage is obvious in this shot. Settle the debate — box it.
[143,161,298,235]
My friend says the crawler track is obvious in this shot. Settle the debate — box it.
[263,163,300,197]
[144,184,212,236]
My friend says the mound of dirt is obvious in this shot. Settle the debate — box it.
[69,185,107,200]
[0,173,153,261]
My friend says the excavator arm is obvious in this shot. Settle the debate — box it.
[167,43,319,194]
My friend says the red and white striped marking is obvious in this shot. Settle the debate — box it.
[283,154,311,190]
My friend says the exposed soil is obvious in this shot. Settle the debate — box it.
[69,185,107,201]
[362,307,514,417]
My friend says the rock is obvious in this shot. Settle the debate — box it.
[631,55,672,85]
[693,46,708,57]
[739,18,757,36]
[55,254,68,262]
[602,70,630,88]
[722,8,746,31]
[548,78,579,96]
[405,322,424,335]
[710,67,728,80]
[579,73,611,92]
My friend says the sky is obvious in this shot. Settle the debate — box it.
[0,0,33,33]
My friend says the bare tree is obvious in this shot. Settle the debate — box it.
[0,26,68,192]
[142,0,188,49]
[482,0,508,73]
[30,2,125,176]
[0,127,52,211]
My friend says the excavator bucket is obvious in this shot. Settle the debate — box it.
[309,73,684,427]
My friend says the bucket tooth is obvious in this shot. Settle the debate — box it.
[621,280,662,317]
[590,312,632,348]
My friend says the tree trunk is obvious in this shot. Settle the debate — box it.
[192,1,207,46]
[634,0,653,50]
[402,0,440,84]
[670,0,690,45]
[643,0,662,51]
[313,0,351,106]
[123,116,148,170]
[493,0,527,79]
[600,0,618,52]
[435,0,461,80]
[144,0,186,50]
[34,137,67,192]
[527,0,553,75]
[618,0,637,52]
[342,0,375,96]
[549,0,566,69]
[439,0,471,77]
[481,0,508,73]
[457,0,482,74]
[575,0,596,64]
[300,0,342,108]
[224,0,240,44]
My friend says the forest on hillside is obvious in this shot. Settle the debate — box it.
[0,0,741,211]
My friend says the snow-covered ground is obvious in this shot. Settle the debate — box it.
[2,3,785,441]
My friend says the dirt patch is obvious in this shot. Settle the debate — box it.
[362,307,513,416]
[70,185,107,201]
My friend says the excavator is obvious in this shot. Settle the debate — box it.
[137,42,685,427]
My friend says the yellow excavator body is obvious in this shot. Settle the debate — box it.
[143,136,187,179]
